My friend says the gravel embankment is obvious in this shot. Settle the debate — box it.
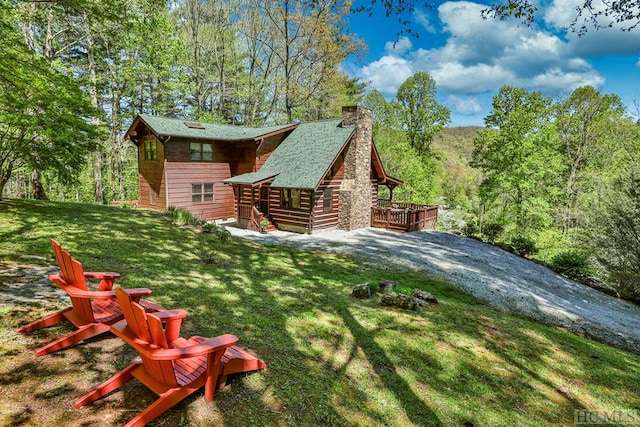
[225,225,640,355]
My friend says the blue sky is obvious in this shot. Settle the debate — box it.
[344,1,640,126]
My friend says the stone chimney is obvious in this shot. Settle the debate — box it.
[338,105,373,230]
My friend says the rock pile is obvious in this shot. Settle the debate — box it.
[351,280,438,310]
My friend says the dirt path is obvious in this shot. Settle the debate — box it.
[225,225,640,354]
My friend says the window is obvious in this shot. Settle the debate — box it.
[323,187,333,212]
[190,142,213,161]
[144,141,157,161]
[192,183,214,203]
[281,188,301,209]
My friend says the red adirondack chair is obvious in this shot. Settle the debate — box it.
[17,239,163,356]
[74,288,266,427]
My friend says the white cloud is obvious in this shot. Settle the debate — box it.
[545,0,640,56]
[357,55,413,96]
[356,0,609,99]
[444,95,483,115]
[413,9,436,34]
[384,37,413,56]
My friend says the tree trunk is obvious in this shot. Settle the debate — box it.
[31,169,48,200]
[84,13,104,204]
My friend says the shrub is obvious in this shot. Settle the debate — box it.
[550,250,592,281]
[510,236,538,257]
[482,222,504,243]
[462,220,479,238]
[166,206,201,225]
[609,271,640,304]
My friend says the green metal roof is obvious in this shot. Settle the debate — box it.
[224,119,355,189]
[136,114,295,141]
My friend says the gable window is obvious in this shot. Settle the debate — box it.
[144,141,158,161]
[323,187,333,212]
[190,142,213,161]
[192,183,214,203]
[281,188,301,209]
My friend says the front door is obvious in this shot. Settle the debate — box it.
[259,186,269,215]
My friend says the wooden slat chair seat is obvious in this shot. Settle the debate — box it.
[74,288,266,427]
[17,239,164,356]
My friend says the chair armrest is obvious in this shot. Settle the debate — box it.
[83,272,120,280]
[84,272,121,291]
[151,309,189,343]
[48,275,152,299]
[150,334,238,360]
[153,309,188,321]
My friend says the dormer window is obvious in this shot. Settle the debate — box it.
[190,142,213,161]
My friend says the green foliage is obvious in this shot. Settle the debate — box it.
[549,250,593,281]
[0,2,98,200]
[510,236,538,257]
[482,222,504,243]
[395,71,450,156]
[166,206,202,225]
[462,219,480,238]
[472,86,564,237]
[373,125,440,204]
[587,176,640,302]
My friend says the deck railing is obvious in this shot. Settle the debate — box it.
[238,203,263,232]
[372,200,438,232]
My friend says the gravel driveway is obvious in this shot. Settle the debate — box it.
[225,225,640,355]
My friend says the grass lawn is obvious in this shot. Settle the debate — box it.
[1,198,639,426]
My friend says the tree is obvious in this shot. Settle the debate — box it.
[0,3,96,201]
[588,175,640,303]
[472,86,563,236]
[395,71,450,156]
[363,89,439,203]
[362,89,396,127]
[554,86,626,236]
[242,0,364,123]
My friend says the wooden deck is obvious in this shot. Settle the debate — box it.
[371,200,438,232]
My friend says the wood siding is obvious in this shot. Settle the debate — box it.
[269,188,313,233]
[311,158,344,231]
[138,135,166,210]
[165,162,234,220]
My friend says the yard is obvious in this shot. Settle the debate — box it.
[1,199,639,426]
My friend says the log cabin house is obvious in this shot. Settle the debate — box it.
[125,106,437,233]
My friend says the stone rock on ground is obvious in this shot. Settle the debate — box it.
[352,283,371,299]
[413,289,438,304]
[381,292,417,310]
[378,280,398,294]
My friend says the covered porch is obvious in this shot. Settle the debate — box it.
[371,199,438,232]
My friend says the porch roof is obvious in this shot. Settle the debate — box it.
[126,114,297,142]
[225,119,355,189]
